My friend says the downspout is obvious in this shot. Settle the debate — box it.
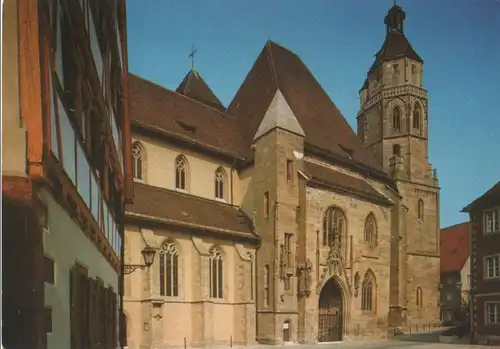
[273,201,279,343]
[230,159,237,204]
[119,202,126,349]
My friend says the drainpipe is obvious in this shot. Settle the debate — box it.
[273,201,279,343]
[230,159,237,204]
[119,202,125,349]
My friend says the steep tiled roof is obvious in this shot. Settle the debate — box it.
[369,31,422,73]
[462,181,500,213]
[303,161,392,206]
[176,69,225,112]
[440,222,470,273]
[129,73,247,160]
[126,183,259,241]
[226,40,383,172]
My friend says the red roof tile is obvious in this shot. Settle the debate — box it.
[176,69,225,112]
[129,73,247,160]
[440,222,470,273]
[462,181,500,213]
[303,161,392,206]
[126,183,258,241]
[226,40,383,172]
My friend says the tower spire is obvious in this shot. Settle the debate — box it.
[384,3,406,35]
[189,44,197,71]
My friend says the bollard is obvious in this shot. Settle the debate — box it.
[409,324,412,334]
[230,335,233,347]
[184,337,187,349]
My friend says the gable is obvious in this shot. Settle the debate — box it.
[227,40,383,172]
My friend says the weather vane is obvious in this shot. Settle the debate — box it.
[189,44,197,70]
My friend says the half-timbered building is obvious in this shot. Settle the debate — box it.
[2,1,132,348]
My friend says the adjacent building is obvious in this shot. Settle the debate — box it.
[2,1,132,348]
[463,181,500,344]
[123,4,441,348]
[439,222,470,325]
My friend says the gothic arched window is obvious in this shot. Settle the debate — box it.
[323,207,346,248]
[159,240,179,297]
[214,167,226,200]
[361,270,376,311]
[413,103,421,130]
[175,155,188,190]
[418,199,424,221]
[393,144,401,157]
[364,214,377,246]
[209,247,223,299]
[392,106,402,132]
[132,141,145,181]
[416,287,423,307]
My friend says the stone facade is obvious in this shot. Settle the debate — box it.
[123,5,441,348]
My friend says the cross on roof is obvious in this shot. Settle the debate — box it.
[189,45,197,70]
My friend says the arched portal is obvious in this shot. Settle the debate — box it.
[318,278,343,342]
[283,319,291,342]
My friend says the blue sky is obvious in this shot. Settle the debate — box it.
[126,0,500,228]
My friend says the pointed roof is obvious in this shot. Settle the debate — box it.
[369,5,422,73]
[253,89,305,141]
[227,40,383,171]
[129,73,246,160]
[176,69,225,111]
[462,181,500,213]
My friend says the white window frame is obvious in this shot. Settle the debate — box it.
[484,208,500,234]
[485,302,500,325]
[484,254,500,279]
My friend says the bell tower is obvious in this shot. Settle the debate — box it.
[357,4,441,326]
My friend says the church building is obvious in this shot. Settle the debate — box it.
[123,4,440,348]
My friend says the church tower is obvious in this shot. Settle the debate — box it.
[357,4,441,325]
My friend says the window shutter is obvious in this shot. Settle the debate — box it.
[88,278,96,348]
[79,269,89,349]
[70,266,80,349]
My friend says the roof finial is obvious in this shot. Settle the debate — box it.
[189,44,197,71]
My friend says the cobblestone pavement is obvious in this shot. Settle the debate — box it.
[230,331,497,349]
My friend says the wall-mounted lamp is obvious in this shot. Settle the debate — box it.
[124,246,156,274]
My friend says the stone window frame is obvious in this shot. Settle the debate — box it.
[363,213,378,247]
[416,286,423,307]
[209,246,224,299]
[484,254,500,280]
[485,301,500,325]
[214,166,227,201]
[158,238,180,298]
[322,206,347,253]
[412,101,422,131]
[392,106,402,133]
[361,269,377,313]
[417,199,424,221]
[483,207,500,235]
[131,141,145,182]
[174,154,189,192]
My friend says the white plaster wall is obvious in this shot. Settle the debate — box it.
[41,188,119,349]
[461,256,470,292]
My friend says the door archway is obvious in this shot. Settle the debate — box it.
[283,319,291,342]
[318,277,343,342]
